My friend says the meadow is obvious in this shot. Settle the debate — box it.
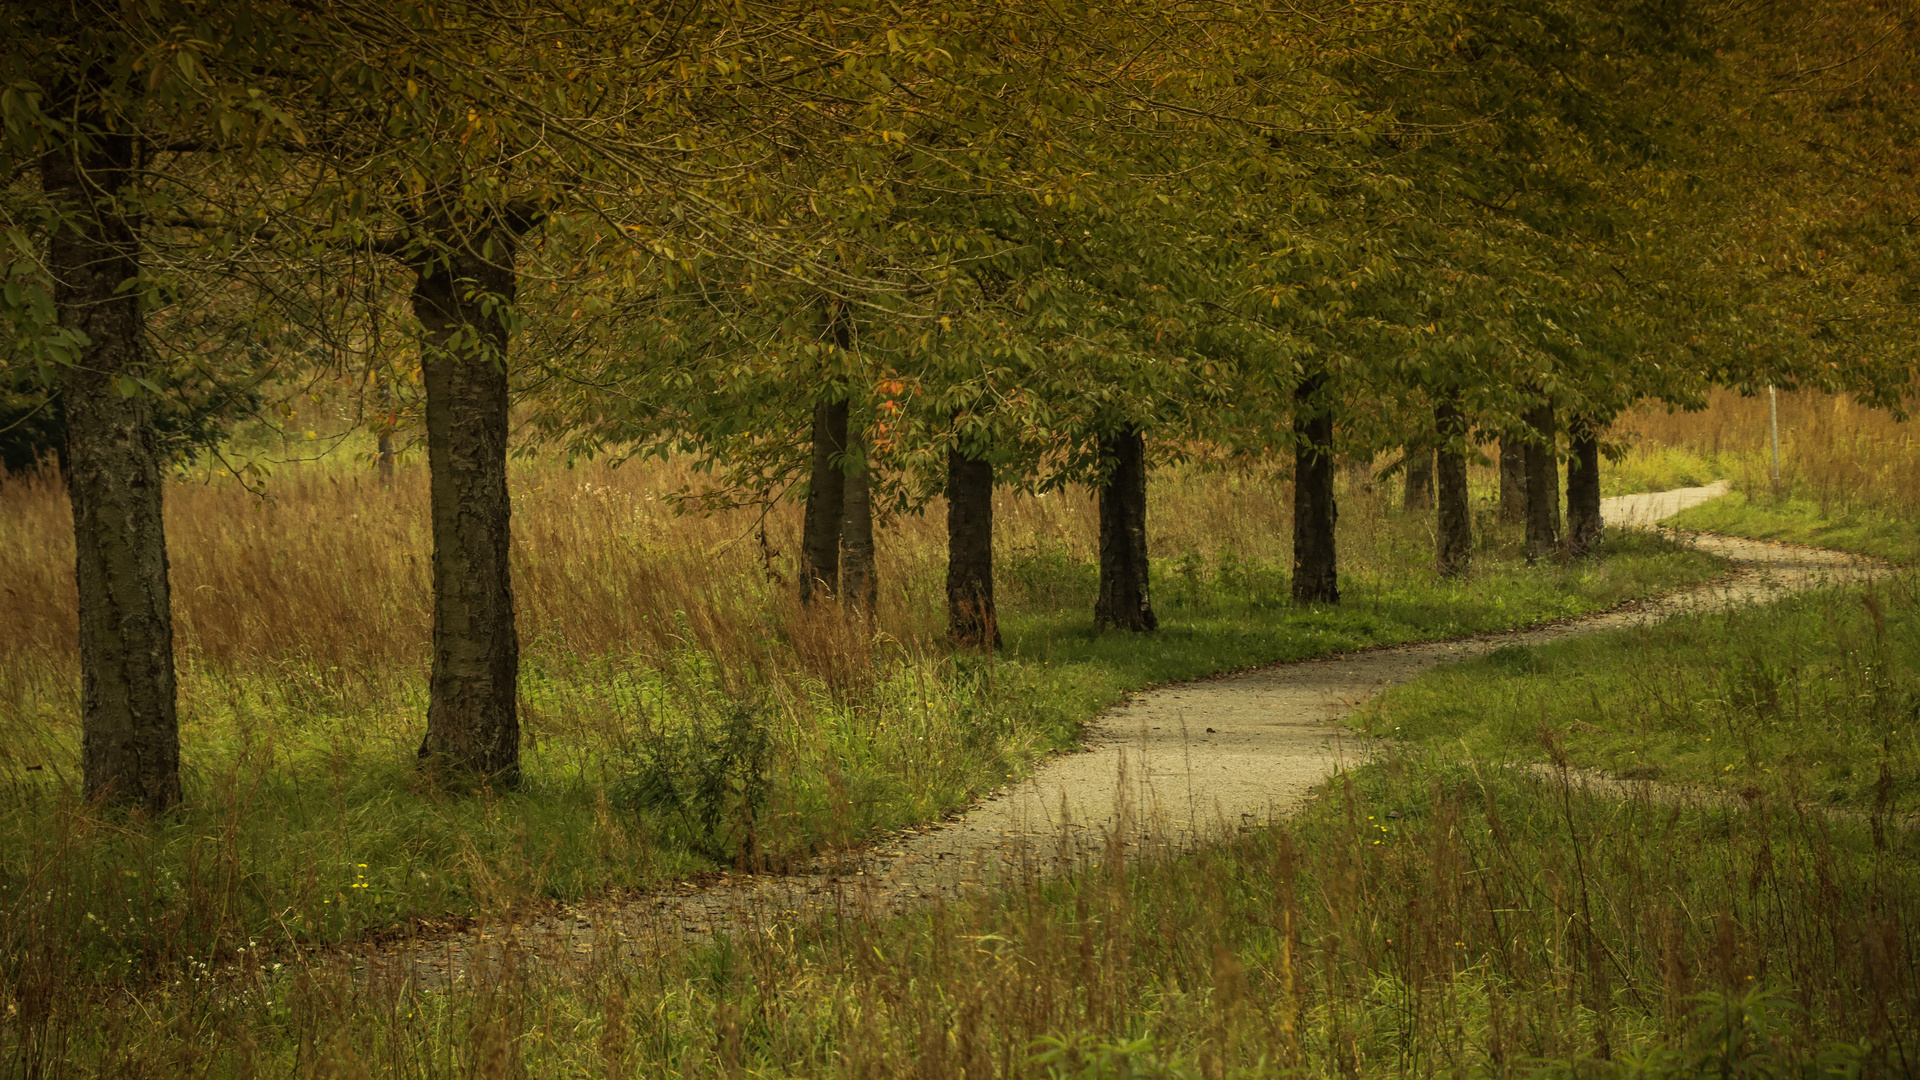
[1614,388,1920,561]
[10,393,1912,1076]
[0,430,1722,979]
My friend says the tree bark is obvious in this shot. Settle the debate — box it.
[374,367,396,485]
[799,397,849,606]
[45,121,181,815]
[1292,372,1339,605]
[838,417,877,617]
[1566,419,1604,559]
[1435,397,1472,578]
[1499,438,1527,524]
[945,439,998,649]
[413,229,521,787]
[1403,447,1434,512]
[1094,426,1157,632]
[1523,399,1561,564]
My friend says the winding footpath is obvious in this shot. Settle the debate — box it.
[367,481,1890,987]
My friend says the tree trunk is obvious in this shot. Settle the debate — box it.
[945,439,998,649]
[413,229,521,787]
[1345,458,1373,495]
[374,366,396,485]
[839,418,877,617]
[1094,426,1157,632]
[1566,420,1604,559]
[1292,372,1339,605]
[45,124,181,815]
[1523,399,1561,564]
[799,397,849,606]
[1499,438,1527,524]
[1435,398,1472,578]
[1403,447,1434,512]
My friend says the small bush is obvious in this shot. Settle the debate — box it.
[613,700,773,864]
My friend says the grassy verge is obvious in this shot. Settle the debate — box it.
[1664,489,1920,563]
[16,430,1909,1074]
[1355,572,1920,812]
[1010,529,1718,691]
[31,744,1914,1077]
[1610,386,1920,563]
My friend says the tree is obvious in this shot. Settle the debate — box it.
[1093,426,1155,632]
[839,413,878,617]
[799,396,850,607]
[1,2,297,812]
[272,0,839,783]
[1292,369,1339,605]
[1565,417,1603,557]
[1434,395,1473,576]
[1522,398,1560,563]
[407,212,533,785]
[41,94,182,814]
[945,428,997,650]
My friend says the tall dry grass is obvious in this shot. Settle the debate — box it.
[0,430,1706,792]
[0,454,1306,744]
[1614,388,1920,517]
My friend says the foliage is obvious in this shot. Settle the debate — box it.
[612,700,775,863]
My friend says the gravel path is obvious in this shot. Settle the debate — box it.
[366,484,1890,986]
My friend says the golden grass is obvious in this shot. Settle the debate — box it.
[1614,388,1920,516]
[0,454,1297,707]
[0,449,1337,818]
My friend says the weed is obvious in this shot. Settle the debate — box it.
[613,701,774,865]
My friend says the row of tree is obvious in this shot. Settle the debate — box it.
[3,0,1914,813]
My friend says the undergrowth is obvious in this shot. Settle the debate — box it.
[17,749,1913,1077]
[0,454,1724,991]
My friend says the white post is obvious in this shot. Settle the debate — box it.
[1769,385,1781,486]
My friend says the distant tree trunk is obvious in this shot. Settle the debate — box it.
[413,225,522,787]
[1499,438,1527,524]
[374,366,396,485]
[1292,372,1339,605]
[1566,419,1604,559]
[1523,399,1561,564]
[839,417,877,617]
[1403,447,1434,512]
[1435,397,1472,578]
[946,438,998,649]
[45,117,181,815]
[1345,458,1373,495]
[799,397,849,606]
[1094,426,1156,632]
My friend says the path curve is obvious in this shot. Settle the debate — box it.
[371,483,1889,985]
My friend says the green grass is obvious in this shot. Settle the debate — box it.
[1353,573,1920,812]
[1665,489,1920,563]
[41,743,1915,1077]
[1,526,1724,988]
[1011,529,1721,687]
[1600,443,1728,497]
